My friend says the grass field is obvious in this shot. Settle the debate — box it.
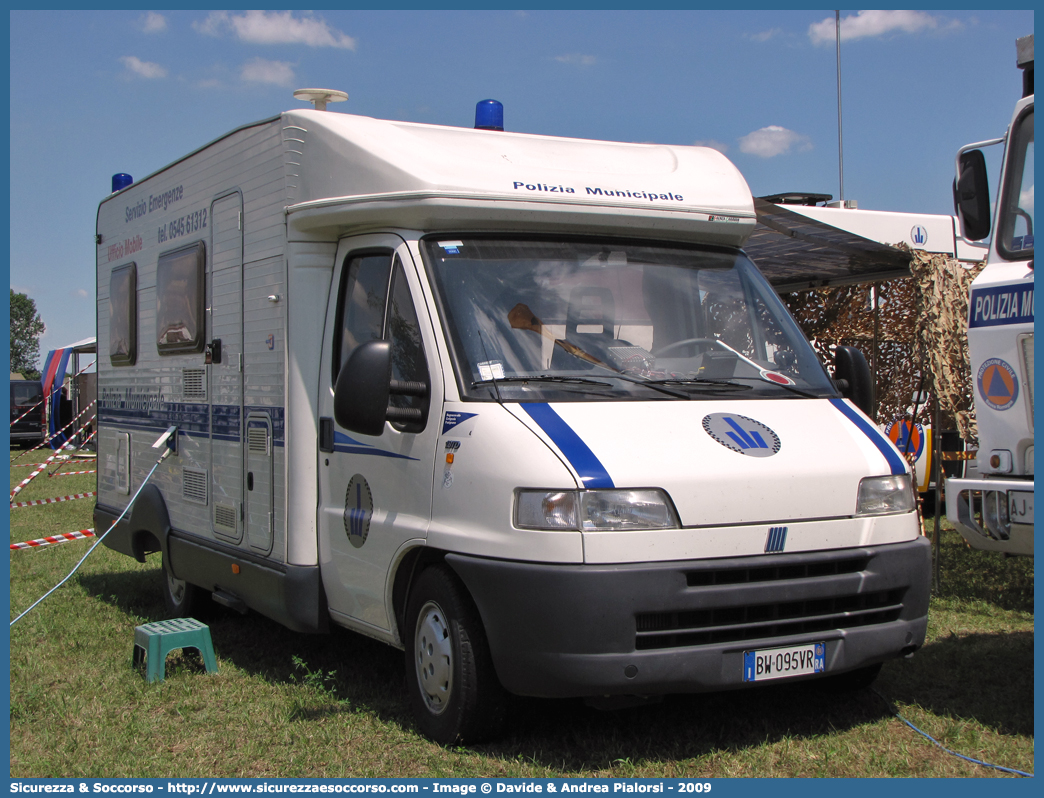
[9,450,1034,778]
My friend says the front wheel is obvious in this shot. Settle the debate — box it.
[161,551,207,618]
[405,564,506,745]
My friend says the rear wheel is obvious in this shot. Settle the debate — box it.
[161,552,207,618]
[405,564,506,745]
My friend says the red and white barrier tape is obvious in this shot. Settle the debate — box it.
[50,470,97,477]
[12,458,94,469]
[11,491,97,509]
[10,402,96,462]
[47,431,98,477]
[10,424,95,499]
[10,529,96,551]
[9,360,96,427]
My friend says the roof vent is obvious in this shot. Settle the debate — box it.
[293,88,348,112]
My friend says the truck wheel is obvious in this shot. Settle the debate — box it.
[405,564,506,745]
[161,552,206,618]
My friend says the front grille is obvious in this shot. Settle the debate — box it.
[685,556,869,587]
[635,588,904,650]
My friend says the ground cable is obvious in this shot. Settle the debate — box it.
[10,444,172,627]
[873,688,1033,777]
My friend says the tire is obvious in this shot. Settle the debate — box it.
[405,564,506,745]
[816,662,882,693]
[161,552,207,618]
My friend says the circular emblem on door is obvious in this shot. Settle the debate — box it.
[977,357,1019,411]
[344,474,373,548]
[703,413,781,457]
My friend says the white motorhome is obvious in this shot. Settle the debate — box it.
[95,93,930,744]
[947,35,1035,556]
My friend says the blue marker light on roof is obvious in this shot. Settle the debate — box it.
[475,99,504,131]
[111,173,133,193]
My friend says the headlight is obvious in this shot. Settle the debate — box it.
[515,489,678,531]
[515,490,577,530]
[856,474,915,516]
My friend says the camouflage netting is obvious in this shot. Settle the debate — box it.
[782,247,985,444]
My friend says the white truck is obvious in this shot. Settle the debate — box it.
[95,92,930,744]
[946,35,1035,556]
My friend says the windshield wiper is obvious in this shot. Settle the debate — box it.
[643,378,752,392]
[472,375,614,389]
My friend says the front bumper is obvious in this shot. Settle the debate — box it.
[447,537,931,698]
[945,477,1034,556]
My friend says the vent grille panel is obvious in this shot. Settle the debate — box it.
[248,426,270,454]
[183,368,207,400]
[182,468,208,505]
[214,503,238,532]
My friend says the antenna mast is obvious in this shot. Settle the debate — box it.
[836,10,845,204]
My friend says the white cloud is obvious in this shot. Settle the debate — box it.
[809,10,940,46]
[75,289,89,299]
[738,126,812,158]
[693,139,729,154]
[554,54,597,66]
[140,12,167,33]
[196,11,356,49]
[120,56,168,79]
[1019,184,1034,215]
[748,28,783,43]
[241,58,296,87]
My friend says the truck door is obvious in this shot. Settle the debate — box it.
[208,192,245,542]
[317,235,441,634]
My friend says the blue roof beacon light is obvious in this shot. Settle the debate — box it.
[112,173,133,194]
[475,99,504,131]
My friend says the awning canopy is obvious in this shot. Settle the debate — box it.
[747,198,913,293]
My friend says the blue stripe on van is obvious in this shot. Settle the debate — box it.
[332,430,418,461]
[98,403,285,445]
[521,403,614,489]
[829,398,907,476]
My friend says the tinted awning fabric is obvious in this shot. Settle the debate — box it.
[746,199,912,292]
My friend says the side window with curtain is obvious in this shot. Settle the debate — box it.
[334,252,393,381]
[109,263,137,365]
[156,242,206,354]
[386,260,430,431]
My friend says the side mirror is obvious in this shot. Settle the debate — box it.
[333,340,430,436]
[833,346,874,419]
[953,149,991,241]
[334,340,393,436]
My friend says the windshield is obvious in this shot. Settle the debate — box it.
[422,237,836,402]
[997,107,1033,259]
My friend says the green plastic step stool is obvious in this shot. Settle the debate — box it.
[133,618,218,682]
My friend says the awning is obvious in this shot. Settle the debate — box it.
[747,198,913,292]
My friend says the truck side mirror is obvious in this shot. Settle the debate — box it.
[333,339,431,436]
[953,149,992,241]
[334,340,393,437]
[833,346,874,419]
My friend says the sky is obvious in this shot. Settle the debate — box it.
[7,9,1035,362]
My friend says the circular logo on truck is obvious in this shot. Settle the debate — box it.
[887,419,925,460]
[977,358,1019,411]
[703,413,781,457]
[344,474,373,548]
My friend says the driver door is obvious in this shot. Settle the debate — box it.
[317,234,441,634]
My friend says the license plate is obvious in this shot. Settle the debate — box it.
[743,642,825,682]
[1009,491,1034,524]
